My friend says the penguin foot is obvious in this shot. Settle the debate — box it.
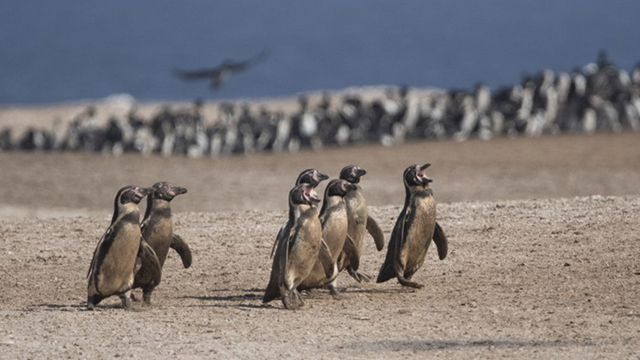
[142,293,152,305]
[348,268,371,283]
[398,277,424,289]
[293,289,305,308]
[120,292,133,310]
[328,286,342,300]
[86,302,95,311]
[282,291,294,310]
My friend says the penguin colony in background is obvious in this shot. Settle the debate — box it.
[87,165,448,310]
[4,53,640,156]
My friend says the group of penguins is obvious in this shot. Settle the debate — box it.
[86,165,448,310]
[5,53,640,157]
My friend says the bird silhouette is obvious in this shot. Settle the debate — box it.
[173,49,268,90]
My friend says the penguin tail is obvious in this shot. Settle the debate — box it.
[376,260,395,284]
[263,280,280,303]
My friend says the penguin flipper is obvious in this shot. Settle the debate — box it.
[433,222,448,260]
[137,238,162,287]
[366,215,385,251]
[87,228,111,279]
[376,211,404,283]
[264,236,287,303]
[342,234,360,272]
[270,219,291,259]
[318,239,336,280]
[277,233,292,297]
[170,234,193,268]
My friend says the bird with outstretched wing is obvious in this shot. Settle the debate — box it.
[173,49,268,90]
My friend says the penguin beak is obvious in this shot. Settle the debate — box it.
[346,183,358,191]
[417,164,433,184]
[171,186,188,196]
[356,168,367,177]
[316,171,330,181]
[305,188,321,204]
[134,187,153,199]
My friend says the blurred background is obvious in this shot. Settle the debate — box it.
[1,0,640,216]
[2,0,639,104]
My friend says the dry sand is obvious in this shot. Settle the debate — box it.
[0,132,639,359]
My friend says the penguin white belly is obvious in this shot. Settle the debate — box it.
[345,190,367,256]
[97,224,140,295]
[145,220,172,267]
[402,197,436,275]
[286,220,322,288]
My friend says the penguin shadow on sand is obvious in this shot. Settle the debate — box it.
[23,301,152,312]
[181,288,267,309]
[23,303,87,312]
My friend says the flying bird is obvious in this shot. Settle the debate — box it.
[173,49,268,90]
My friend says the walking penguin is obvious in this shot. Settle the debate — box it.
[87,186,161,309]
[263,183,323,309]
[133,182,191,304]
[376,164,448,288]
[337,165,385,282]
[297,179,357,298]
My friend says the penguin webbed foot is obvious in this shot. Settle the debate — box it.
[328,285,342,300]
[120,294,133,310]
[142,290,153,305]
[282,291,295,310]
[397,277,424,289]
[293,289,305,308]
[347,268,371,283]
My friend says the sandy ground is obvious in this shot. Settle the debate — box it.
[0,132,639,359]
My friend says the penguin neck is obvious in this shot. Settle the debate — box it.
[405,184,432,204]
[320,195,342,217]
[112,203,141,225]
[292,203,315,220]
[144,197,172,222]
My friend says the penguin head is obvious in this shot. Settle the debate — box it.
[151,182,188,201]
[296,169,329,187]
[404,164,433,188]
[325,179,357,198]
[111,185,152,223]
[290,183,321,206]
[339,165,367,184]
[116,185,152,206]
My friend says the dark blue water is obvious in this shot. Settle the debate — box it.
[1,1,639,104]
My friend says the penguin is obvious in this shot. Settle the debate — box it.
[297,179,358,298]
[263,183,323,309]
[87,186,161,310]
[133,182,191,304]
[269,169,329,259]
[376,164,448,288]
[337,165,385,282]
